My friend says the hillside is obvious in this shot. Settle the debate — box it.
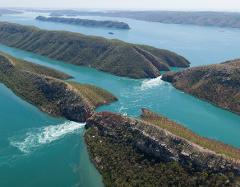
[36,16,130,29]
[0,53,117,122]
[162,60,240,114]
[85,110,240,187]
[0,22,190,79]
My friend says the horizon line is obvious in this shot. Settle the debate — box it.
[1,6,240,13]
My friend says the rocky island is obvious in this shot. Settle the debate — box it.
[0,22,190,79]
[0,53,117,122]
[162,59,240,114]
[85,109,240,186]
[36,16,131,30]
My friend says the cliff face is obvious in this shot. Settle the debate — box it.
[162,60,240,114]
[0,22,190,79]
[36,16,131,30]
[85,111,240,187]
[0,53,117,122]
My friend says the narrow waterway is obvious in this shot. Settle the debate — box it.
[0,12,240,186]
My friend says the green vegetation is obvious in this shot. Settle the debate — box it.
[69,82,117,108]
[0,53,117,122]
[0,22,190,78]
[6,53,71,80]
[141,109,240,160]
[85,112,240,187]
[86,128,238,187]
[162,60,240,114]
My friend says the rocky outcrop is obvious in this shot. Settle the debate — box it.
[0,53,116,122]
[36,16,131,30]
[162,60,240,114]
[85,111,240,186]
[0,22,190,78]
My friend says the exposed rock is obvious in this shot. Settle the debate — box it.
[0,53,116,122]
[0,22,190,79]
[162,60,240,114]
[85,111,240,186]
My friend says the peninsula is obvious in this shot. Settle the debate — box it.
[0,53,117,122]
[0,22,190,79]
[162,59,240,115]
[36,16,131,30]
[85,109,240,186]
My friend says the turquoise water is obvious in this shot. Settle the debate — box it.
[0,12,240,187]
[0,84,103,187]
[1,12,240,66]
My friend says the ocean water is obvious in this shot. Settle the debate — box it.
[0,12,240,186]
[0,84,103,187]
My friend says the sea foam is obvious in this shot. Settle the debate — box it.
[140,76,163,90]
[10,121,85,153]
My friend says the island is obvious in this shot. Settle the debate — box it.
[0,53,117,122]
[0,22,190,79]
[49,10,240,29]
[85,109,240,186]
[162,59,240,115]
[36,16,131,30]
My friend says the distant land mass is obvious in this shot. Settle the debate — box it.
[85,109,240,186]
[49,10,240,29]
[0,22,190,79]
[36,16,130,30]
[0,53,117,122]
[162,59,240,114]
[0,8,22,15]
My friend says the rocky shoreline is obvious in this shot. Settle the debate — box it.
[0,22,190,79]
[162,59,240,115]
[0,53,117,122]
[85,110,240,186]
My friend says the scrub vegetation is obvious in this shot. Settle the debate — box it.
[0,53,117,122]
[85,111,240,187]
[0,22,190,79]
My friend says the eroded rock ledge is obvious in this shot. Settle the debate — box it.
[0,53,117,122]
[85,111,240,186]
[0,22,190,78]
[162,60,240,115]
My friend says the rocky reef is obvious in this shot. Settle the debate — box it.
[0,22,190,78]
[36,16,131,30]
[162,60,240,115]
[85,110,240,186]
[0,53,117,122]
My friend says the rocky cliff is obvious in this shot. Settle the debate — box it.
[85,111,240,186]
[0,22,190,78]
[162,60,240,115]
[0,53,117,122]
